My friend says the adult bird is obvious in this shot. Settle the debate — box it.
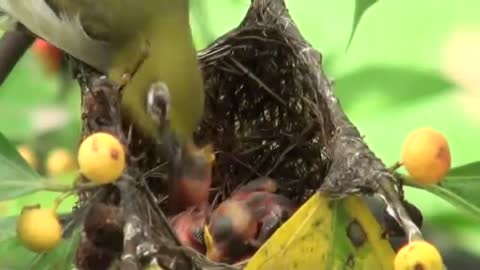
[0,0,205,147]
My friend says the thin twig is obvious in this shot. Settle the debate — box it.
[0,29,34,86]
[230,58,287,107]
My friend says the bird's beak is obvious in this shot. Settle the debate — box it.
[202,144,216,164]
[203,225,221,261]
[185,143,216,164]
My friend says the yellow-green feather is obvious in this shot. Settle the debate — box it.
[0,0,203,143]
[116,2,204,143]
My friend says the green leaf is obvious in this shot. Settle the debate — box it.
[245,194,394,270]
[0,180,46,202]
[0,133,46,201]
[346,0,379,50]
[0,234,81,270]
[0,51,60,141]
[14,191,78,216]
[334,66,453,115]
[0,216,18,242]
[409,162,480,220]
[0,216,81,270]
[28,228,81,270]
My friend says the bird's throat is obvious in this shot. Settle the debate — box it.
[115,6,204,144]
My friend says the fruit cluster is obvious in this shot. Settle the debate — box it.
[391,127,450,270]
[14,127,450,268]
[16,132,126,252]
[16,132,296,263]
[17,145,77,177]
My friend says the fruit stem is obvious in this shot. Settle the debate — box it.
[74,182,103,191]
[43,181,73,193]
[52,191,72,212]
[44,180,102,193]
[389,161,403,172]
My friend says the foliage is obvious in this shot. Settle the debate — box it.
[1,0,480,268]
[246,194,395,270]
[409,162,480,220]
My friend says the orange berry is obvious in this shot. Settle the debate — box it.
[32,39,63,73]
[78,132,125,184]
[401,128,451,185]
[16,207,62,252]
[46,148,77,177]
[394,240,444,270]
[16,145,38,170]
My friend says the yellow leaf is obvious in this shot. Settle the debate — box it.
[245,192,395,270]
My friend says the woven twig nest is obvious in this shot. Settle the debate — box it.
[72,0,418,269]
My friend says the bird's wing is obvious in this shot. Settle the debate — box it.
[0,0,112,72]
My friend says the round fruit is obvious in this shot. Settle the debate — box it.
[16,207,62,252]
[46,148,77,177]
[78,132,125,184]
[401,127,451,185]
[16,145,38,169]
[394,240,444,270]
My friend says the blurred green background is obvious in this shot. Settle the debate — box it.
[1,0,479,268]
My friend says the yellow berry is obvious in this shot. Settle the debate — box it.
[16,145,38,170]
[16,207,62,252]
[401,128,451,185]
[46,148,77,177]
[394,240,444,270]
[78,132,125,184]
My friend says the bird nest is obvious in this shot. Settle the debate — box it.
[71,0,413,269]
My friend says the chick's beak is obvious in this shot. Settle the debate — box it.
[201,144,216,164]
[204,225,222,261]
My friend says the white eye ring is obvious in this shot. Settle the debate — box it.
[146,81,171,127]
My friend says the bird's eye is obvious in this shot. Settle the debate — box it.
[146,81,171,126]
